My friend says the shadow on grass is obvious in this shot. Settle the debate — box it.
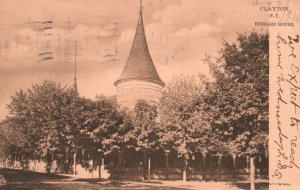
[228,182,269,190]
[0,182,188,190]
[0,168,269,190]
[0,168,70,182]
[0,169,182,190]
[72,178,164,185]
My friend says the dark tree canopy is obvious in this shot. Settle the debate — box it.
[204,31,269,157]
[133,100,160,152]
[159,75,220,159]
[6,81,81,172]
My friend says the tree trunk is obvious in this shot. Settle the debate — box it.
[258,156,262,178]
[21,156,24,169]
[218,154,222,168]
[250,157,255,190]
[101,158,104,179]
[46,152,52,174]
[82,149,85,163]
[232,155,236,169]
[148,156,151,182]
[99,155,102,180]
[5,158,7,168]
[165,152,169,180]
[73,153,76,176]
[183,159,188,181]
[46,163,51,174]
[232,154,237,180]
[217,154,222,181]
[143,151,147,180]
[246,156,250,168]
[118,151,122,166]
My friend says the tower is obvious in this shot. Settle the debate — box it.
[72,41,79,96]
[114,1,165,109]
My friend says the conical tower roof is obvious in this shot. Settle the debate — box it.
[114,3,164,87]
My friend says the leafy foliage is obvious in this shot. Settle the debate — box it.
[132,100,161,152]
[3,80,134,172]
[6,80,81,172]
[204,31,269,157]
[0,31,269,176]
[159,75,220,159]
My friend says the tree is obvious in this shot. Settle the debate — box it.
[204,31,269,189]
[7,80,80,173]
[101,106,135,165]
[76,95,135,179]
[131,100,161,181]
[159,75,219,181]
[5,79,137,177]
[0,119,29,167]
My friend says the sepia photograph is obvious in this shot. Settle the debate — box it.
[0,0,298,189]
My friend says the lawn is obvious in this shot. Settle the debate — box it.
[0,168,269,190]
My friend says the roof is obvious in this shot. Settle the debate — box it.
[114,7,164,87]
[108,95,117,103]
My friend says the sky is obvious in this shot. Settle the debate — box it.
[0,0,268,120]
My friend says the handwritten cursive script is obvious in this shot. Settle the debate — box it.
[273,32,299,180]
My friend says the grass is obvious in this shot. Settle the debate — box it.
[0,168,269,190]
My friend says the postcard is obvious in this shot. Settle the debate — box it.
[0,0,299,189]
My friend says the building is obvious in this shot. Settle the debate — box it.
[114,2,165,109]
